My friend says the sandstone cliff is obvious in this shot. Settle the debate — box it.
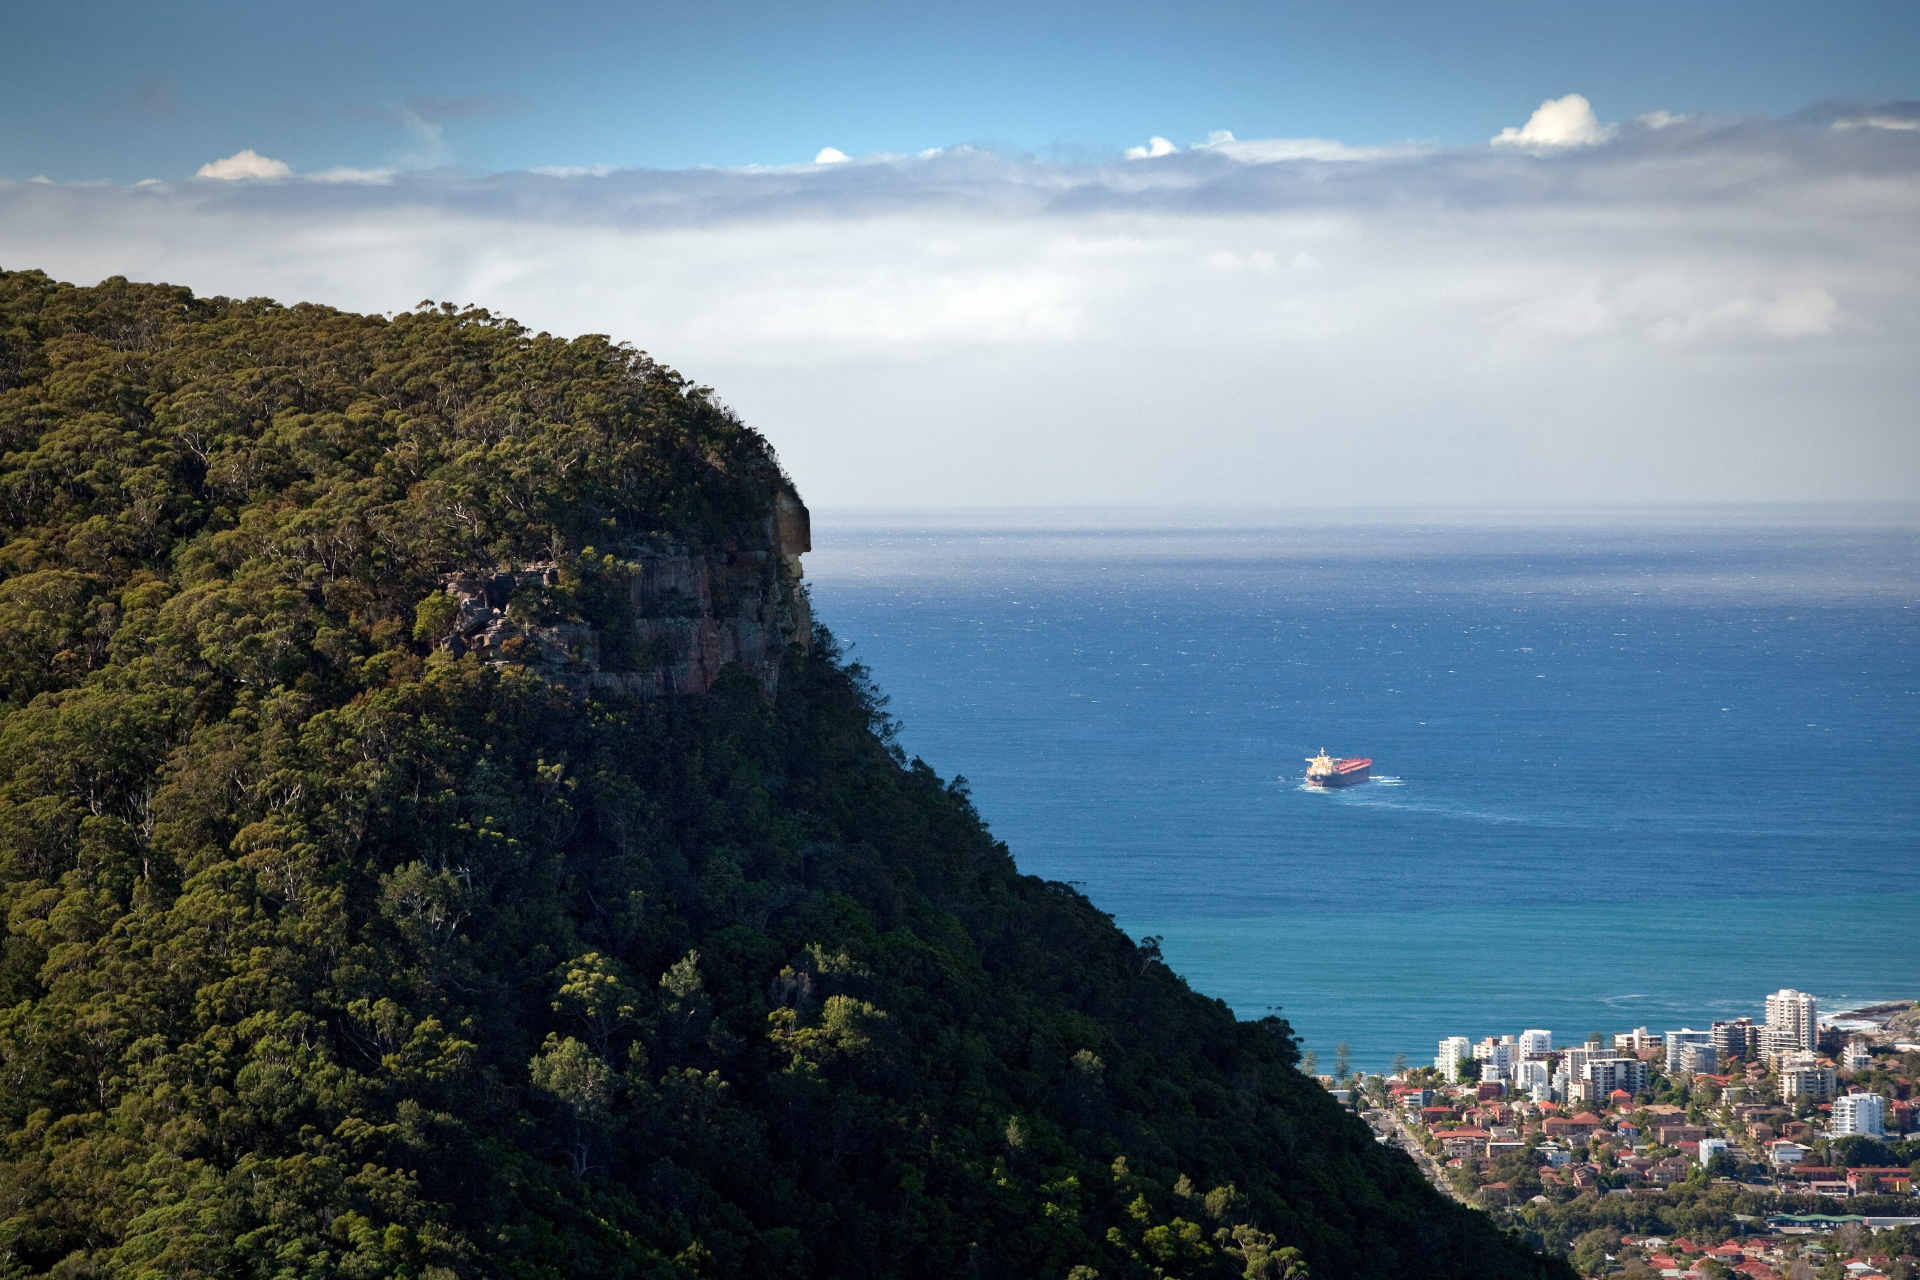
[436,484,811,696]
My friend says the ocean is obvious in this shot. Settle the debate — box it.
[802,508,1920,1072]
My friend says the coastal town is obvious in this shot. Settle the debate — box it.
[1329,991,1920,1279]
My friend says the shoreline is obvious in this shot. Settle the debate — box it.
[1821,998,1916,1024]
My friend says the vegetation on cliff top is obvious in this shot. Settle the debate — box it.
[0,270,1568,1278]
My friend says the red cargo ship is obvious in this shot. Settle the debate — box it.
[1304,749,1371,787]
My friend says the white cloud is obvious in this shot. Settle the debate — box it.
[1124,136,1177,160]
[1832,114,1920,133]
[1647,286,1842,343]
[395,109,451,169]
[530,164,614,178]
[309,166,398,185]
[1635,110,1686,130]
[196,149,292,180]
[1200,134,1413,163]
[813,147,851,165]
[133,178,163,187]
[5,107,1915,508]
[1491,94,1616,148]
[27,175,53,184]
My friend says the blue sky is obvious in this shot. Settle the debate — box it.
[10,0,1918,181]
[2,3,1917,508]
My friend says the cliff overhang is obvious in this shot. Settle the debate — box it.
[434,484,811,696]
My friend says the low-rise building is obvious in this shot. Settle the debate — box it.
[1434,1127,1491,1158]
[1844,1166,1913,1194]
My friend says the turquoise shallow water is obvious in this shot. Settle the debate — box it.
[802,511,1920,1071]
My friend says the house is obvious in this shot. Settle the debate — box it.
[1543,1115,1601,1139]
[1657,1123,1710,1146]
[1768,1139,1810,1167]
[1845,1167,1914,1194]
[1434,1127,1491,1158]
[1650,1156,1692,1185]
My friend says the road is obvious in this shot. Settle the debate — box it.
[1364,1102,1467,1205]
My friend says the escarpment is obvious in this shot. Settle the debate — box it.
[434,485,812,696]
[0,271,1573,1280]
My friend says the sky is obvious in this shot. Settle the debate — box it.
[3,0,1918,509]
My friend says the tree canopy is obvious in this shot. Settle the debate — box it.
[0,270,1568,1279]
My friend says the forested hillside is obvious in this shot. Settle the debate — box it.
[0,270,1568,1278]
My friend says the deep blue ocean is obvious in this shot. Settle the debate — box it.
[802,508,1920,1072]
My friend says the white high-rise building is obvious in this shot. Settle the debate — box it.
[1474,1036,1515,1076]
[1584,1057,1650,1100]
[1614,1026,1659,1055]
[1665,1029,1714,1073]
[1436,1036,1471,1081]
[1711,1017,1760,1062]
[1678,1042,1719,1076]
[1518,1028,1553,1057]
[1781,1065,1838,1104]
[1765,989,1818,1053]
[1831,1093,1886,1137]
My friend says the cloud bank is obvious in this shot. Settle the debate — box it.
[6,100,1917,509]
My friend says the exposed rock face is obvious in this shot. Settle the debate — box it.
[438,485,811,697]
